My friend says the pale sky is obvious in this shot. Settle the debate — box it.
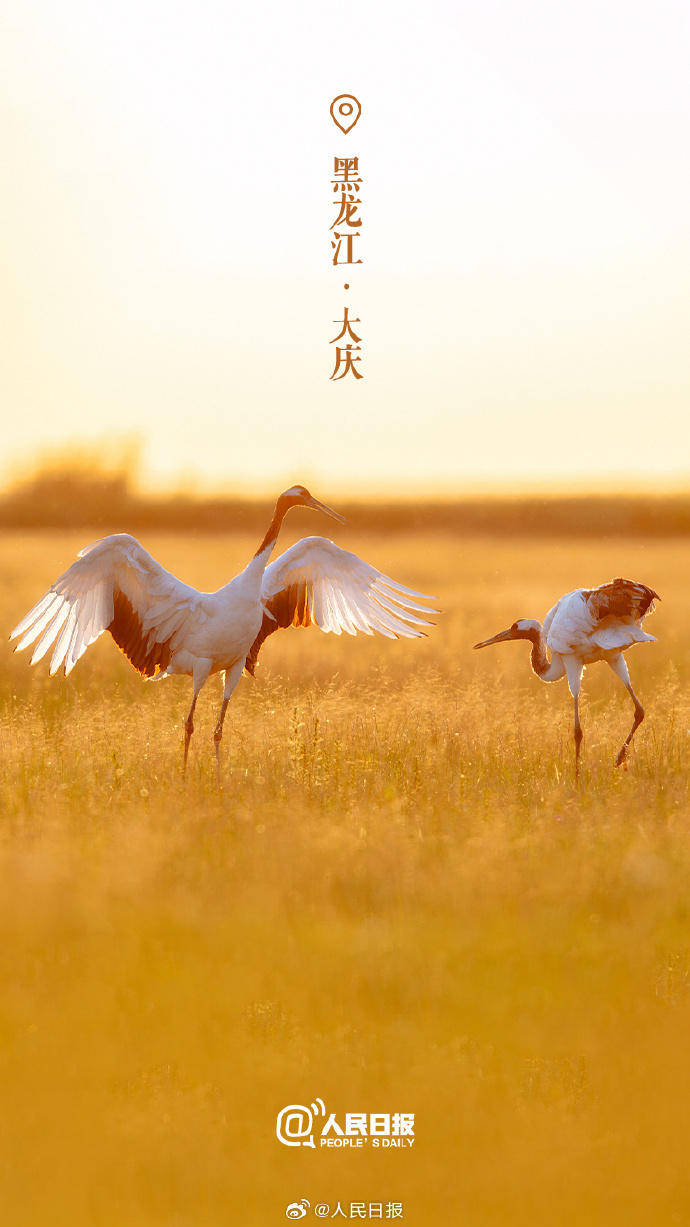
[2,0,689,494]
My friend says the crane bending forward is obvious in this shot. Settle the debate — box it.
[11,486,436,779]
[474,579,659,777]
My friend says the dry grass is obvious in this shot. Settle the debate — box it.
[0,531,689,1226]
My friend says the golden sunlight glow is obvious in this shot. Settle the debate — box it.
[2,0,689,493]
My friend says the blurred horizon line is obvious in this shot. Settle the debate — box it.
[1,452,689,537]
[2,443,689,504]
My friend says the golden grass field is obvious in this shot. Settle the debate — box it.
[1,528,689,1226]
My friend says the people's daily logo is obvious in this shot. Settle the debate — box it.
[276,1099,415,1149]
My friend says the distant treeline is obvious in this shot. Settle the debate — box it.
[0,466,689,536]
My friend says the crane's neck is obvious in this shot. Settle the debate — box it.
[524,625,563,683]
[253,501,286,563]
[218,496,298,599]
[238,497,290,587]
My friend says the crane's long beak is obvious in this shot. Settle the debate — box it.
[474,628,514,649]
[307,496,346,523]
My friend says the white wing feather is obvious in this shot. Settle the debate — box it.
[260,536,436,639]
[591,624,656,650]
[11,534,200,676]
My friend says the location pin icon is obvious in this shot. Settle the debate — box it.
[330,94,361,134]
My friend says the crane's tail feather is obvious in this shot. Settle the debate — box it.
[586,578,660,622]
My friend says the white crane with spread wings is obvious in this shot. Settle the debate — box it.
[474,578,659,777]
[11,486,436,780]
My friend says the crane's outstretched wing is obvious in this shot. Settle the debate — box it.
[10,534,201,677]
[245,536,436,675]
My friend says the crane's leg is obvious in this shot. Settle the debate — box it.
[183,690,199,775]
[609,654,645,767]
[213,660,244,787]
[564,658,584,781]
[573,694,583,780]
[183,660,212,777]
